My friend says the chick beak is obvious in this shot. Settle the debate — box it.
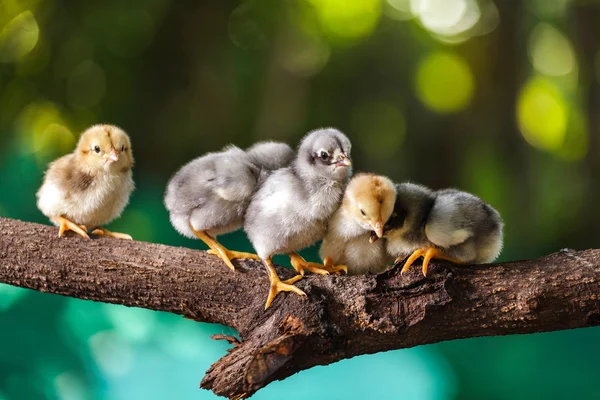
[106,149,119,163]
[369,232,379,244]
[335,153,352,167]
[371,220,384,239]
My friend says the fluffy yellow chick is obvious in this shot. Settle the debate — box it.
[319,173,396,275]
[36,124,135,239]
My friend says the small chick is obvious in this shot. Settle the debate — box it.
[244,127,352,309]
[36,124,135,239]
[320,173,396,275]
[384,183,504,276]
[164,141,294,271]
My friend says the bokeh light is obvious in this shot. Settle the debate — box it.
[102,304,157,343]
[228,0,271,50]
[409,0,497,43]
[89,331,134,377]
[278,10,330,77]
[0,11,39,63]
[53,37,95,80]
[54,372,87,400]
[527,0,572,19]
[415,51,474,113]
[264,347,457,399]
[517,77,568,152]
[306,0,382,43]
[385,0,413,21]
[66,60,107,110]
[16,101,75,160]
[528,23,575,77]
[557,105,589,161]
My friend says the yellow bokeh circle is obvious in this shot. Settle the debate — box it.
[415,51,475,113]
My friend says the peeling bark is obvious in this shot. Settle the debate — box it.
[0,218,599,399]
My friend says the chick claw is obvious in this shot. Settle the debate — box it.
[289,252,330,276]
[206,249,260,261]
[91,227,133,240]
[52,216,89,239]
[265,275,305,310]
[322,256,348,274]
[396,247,460,277]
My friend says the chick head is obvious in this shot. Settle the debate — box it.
[345,173,396,238]
[76,124,134,174]
[298,127,352,182]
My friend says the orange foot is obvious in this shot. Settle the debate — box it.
[322,256,348,274]
[289,252,330,276]
[92,227,133,240]
[51,216,89,239]
[288,253,347,276]
[395,247,461,277]
[263,257,305,309]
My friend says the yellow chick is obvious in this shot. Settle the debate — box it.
[36,124,135,239]
[319,173,396,275]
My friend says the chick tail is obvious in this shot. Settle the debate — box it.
[263,257,305,310]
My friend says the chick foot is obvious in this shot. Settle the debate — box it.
[396,247,461,277]
[92,227,133,240]
[263,258,305,309]
[322,256,348,274]
[206,249,260,261]
[189,223,254,271]
[51,216,89,239]
[289,252,331,276]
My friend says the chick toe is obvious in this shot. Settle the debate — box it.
[206,248,260,261]
[289,252,330,276]
[398,249,426,275]
[188,225,238,271]
[52,216,89,239]
[92,227,133,240]
[399,247,461,276]
[322,256,348,274]
[282,274,303,285]
[263,258,306,309]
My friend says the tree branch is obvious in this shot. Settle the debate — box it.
[1,217,599,398]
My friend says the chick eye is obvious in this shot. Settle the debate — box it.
[121,145,125,152]
[320,151,329,161]
[93,145,101,154]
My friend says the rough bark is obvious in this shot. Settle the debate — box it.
[1,217,599,399]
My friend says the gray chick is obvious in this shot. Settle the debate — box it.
[164,141,294,271]
[383,183,503,276]
[244,128,352,309]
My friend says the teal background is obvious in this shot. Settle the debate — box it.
[1,0,599,399]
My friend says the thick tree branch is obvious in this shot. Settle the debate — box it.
[1,217,599,398]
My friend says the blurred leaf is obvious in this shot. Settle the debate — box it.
[0,11,39,63]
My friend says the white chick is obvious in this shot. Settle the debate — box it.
[36,124,135,239]
[244,128,353,309]
[384,183,504,276]
[164,141,294,270]
[320,173,396,275]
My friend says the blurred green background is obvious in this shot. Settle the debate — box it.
[0,0,599,399]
